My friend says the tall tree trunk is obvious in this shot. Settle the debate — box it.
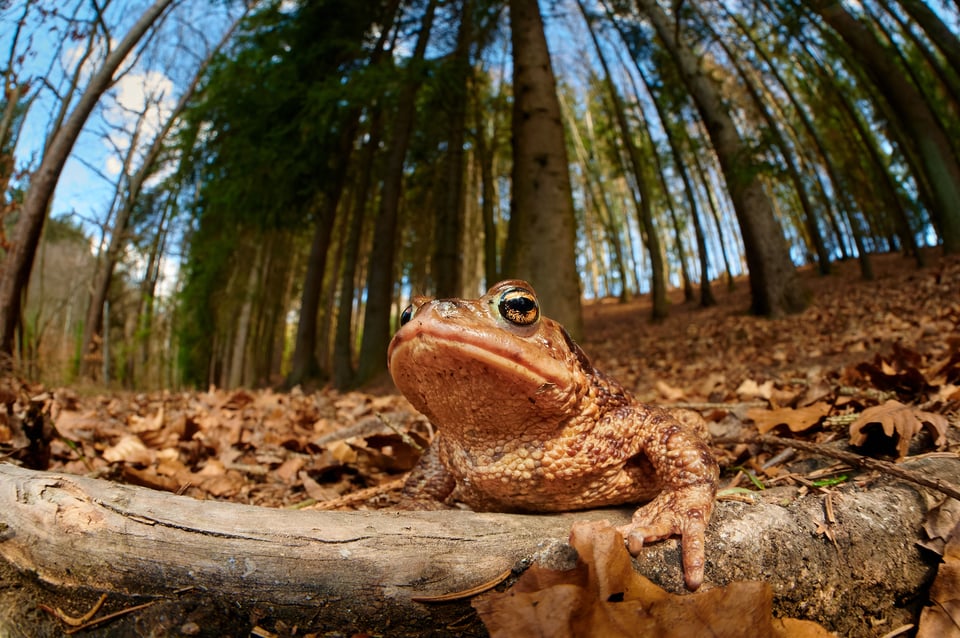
[812,0,960,253]
[286,112,360,387]
[504,0,583,337]
[579,0,667,317]
[0,0,175,365]
[433,0,473,298]
[689,146,734,290]
[787,32,922,266]
[895,0,960,75]
[333,111,382,390]
[635,0,807,316]
[696,7,831,276]
[356,0,439,384]
[615,33,715,307]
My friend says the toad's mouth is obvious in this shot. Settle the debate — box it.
[387,319,573,391]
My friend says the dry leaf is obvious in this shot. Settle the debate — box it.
[473,521,833,637]
[848,399,949,458]
[327,439,358,464]
[747,403,832,434]
[920,499,960,556]
[918,522,960,638]
[102,434,153,465]
[736,379,774,400]
[655,380,686,401]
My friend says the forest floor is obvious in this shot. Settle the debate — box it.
[2,249,960,636]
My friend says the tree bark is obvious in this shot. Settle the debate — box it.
[812,0,960,254]
[505,0,583,338]
[579,1,668,316]
[433,0,473,298]
[635,0,807,317]
[355,0,438,385]
[0,0,176,365]
[0,460,952,636]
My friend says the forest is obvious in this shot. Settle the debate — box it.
[1,0,958,390]
[2,1,960,635]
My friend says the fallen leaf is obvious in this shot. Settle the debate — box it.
[920,499,960,556]
[655,380,686,401]
[473,521,833,637]
[736,379,774,401]
[918,522,960,638]
[747,403,832,434]
[848,399,949,458]
[102,434,152,465]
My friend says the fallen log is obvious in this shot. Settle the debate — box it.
[0,458,955,636]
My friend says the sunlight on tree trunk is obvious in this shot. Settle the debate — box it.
[505,0,583,337]
[355,0,439,384]
[636,0,807,317]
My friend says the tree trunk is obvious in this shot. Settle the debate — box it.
[355,0,438,385]
[636,0,807,317]
[433,0,473,298]
[0,0,176,365]
[697,8,832,277]
[505,0,583,338]
[580,1,668,317]
[812,0,960,254]
[895,0,960,87]
[333,113,382,390]
[618,41,716,307]
[0,460,951,636]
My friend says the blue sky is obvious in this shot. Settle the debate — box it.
[3,0,241,235]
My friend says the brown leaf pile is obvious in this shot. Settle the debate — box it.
[3,385,427,507]
[474,521,834,638]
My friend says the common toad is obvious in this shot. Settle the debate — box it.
[387,280,719,590]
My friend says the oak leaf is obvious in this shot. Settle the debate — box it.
[473,521,833,637]
[918,522,960,638]
[848,399,948,458]
[747,403,832,434]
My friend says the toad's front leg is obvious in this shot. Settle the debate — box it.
[617,408,718,590]
[397,434,457,510]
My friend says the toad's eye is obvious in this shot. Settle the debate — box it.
[498,287,539,326]
[399,305,415,327]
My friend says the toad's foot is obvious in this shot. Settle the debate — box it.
[616,483,714,591]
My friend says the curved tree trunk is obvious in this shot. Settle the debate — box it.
[0,0,176,365]
[0,460,952,636]
[635,0,807,317]
[813,0,960,254]
[580,0,668,317]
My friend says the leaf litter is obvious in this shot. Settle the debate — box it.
[1,252,959,635]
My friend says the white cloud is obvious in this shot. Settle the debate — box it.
[102,70,177,177]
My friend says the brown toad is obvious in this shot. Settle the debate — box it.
[387,280,718,589]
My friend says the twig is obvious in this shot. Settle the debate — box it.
[306,478,405,511]
[40,593,107,626]
[667,400,768,411]
[734,434,960,502]
[411,568,513,603]
[64,601,157,635]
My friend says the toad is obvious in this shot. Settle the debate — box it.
[387,280,718,590]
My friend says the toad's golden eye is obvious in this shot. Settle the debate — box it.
[498,287,539,326]
[399,305,415,327]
